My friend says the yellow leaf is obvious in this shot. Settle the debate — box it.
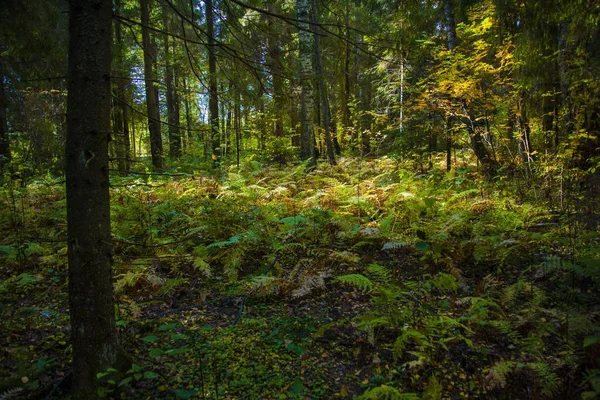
[339,386,349,396]
[21,376,29,384]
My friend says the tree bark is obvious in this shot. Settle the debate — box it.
[297,0,316,166]
[66,0,118,397]
[162,4,181,158]
[114,0,129,174]
[310,0,336,165]
[444,0,456,171]
[0,55,10,172]
[206,0,220,163]
[141,0,163,170]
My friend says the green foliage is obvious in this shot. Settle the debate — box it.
[356,385,418,400]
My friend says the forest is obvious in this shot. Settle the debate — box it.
[0,0,599,398]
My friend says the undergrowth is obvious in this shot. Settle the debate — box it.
[0,156,598,399]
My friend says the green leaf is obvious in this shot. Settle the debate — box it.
[141,335,159,343]
[415,241,430,251]
[149,348,165,357]
[583,335,600,347]
[175,389,198,399]
[166,347,191,356]
[143,371,160,380]
[159,323,177,331]
[0,245,13,254]
[289,377,304,395]
[118,376,133,387]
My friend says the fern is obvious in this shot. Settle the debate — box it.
[367,264,392,283]
[393,329,428,359]
[336,274,374,292]
[444,188,479,206]
[382,241,408,251]
[0,387,24,400]
[157,277,187,296]
[356,385,418,400]
[526,362,560,397]
[485,361,516,390]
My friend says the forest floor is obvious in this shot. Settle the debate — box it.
[1,156,599,399]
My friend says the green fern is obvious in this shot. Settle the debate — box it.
[336,274,374,292]
[367,264,392,283]
[356,385,418,400]
[485,360,516,390]
[526,362,560,397]
[393,329,428,359]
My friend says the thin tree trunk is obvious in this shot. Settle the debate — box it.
[444,0,456,171]
[114,0,127,174]
[141,0,163,170]
[66,0,119,396]
[310,0,336,165]
[297,0,316,166]
[182,77,192,153]
[235,90,241,167]
[206,0,220,163]
[162,4,181,158]
[342,0,351,135]
[0,57,10,172]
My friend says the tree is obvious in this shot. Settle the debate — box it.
[66,0,118,397]
[206,0,220,163]
[162,2,182,158]
[141,0,163,171]
[113,0,130,174]
[0,53,9,172]
[297,0,316,165]
[310,0,336,165]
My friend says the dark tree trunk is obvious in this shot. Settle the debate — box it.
[297,0,316,166]
[206,0,220,162]
[558,21,572,138]
[234,90,241,167]
[0,58,9,172]
[182,77,192,153]
[342,0,351,134]
[114,0,129,174]
[162,4,181,158]
[66,0,118,397]
[444,0,456,171]
[141,0,163,170]
[310,0,335,165]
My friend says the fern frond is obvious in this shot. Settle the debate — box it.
[0,387,24,400]
[367,264,392,283]
[485,361,516,390]
[393,329,427,359]
[336,274,374,292]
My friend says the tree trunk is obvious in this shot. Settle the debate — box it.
[558,20,572,139]
[0,57,10,172]
[141,0,163,170]
[310,0,336,165]
[114,0,128,174]
[162,4,181,158]
[66,1,118,397]
[297,0,316,166]
[342,0,351,135]
[444,0,456,171]
[206,0,220,163]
